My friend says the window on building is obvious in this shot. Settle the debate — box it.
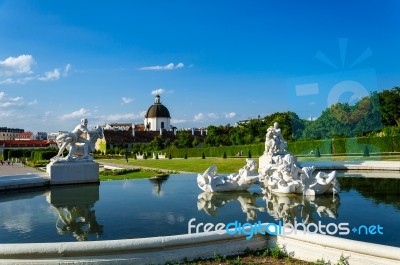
[161,122,165,129]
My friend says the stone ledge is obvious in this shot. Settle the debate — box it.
[0,226,399,264]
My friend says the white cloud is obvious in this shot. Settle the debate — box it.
[63,64,72,77]
[151,88,165,95]
[139,62,184,71]
[0,55,70,84]
[139,110,147,117]
[38,68,61,81]
[121,97,134,104]
[225,112,236,119]
[0,55,35,76]
[194,113,205,121]
[0,92,24,108]
[28,99,38,105]
[194,112,221,121]
[0,77,29,84]
[171,118,187,124]
[59,108,90,120]
[104,113,142,121]
[208,113,219,119]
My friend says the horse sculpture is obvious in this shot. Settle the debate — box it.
[52,126,103,162]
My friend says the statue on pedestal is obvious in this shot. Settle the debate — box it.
[52,118,103,162]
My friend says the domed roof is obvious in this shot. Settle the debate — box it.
[145,95,171,118]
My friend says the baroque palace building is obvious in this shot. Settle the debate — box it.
[96,95,206,153]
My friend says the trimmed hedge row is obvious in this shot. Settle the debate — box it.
[4,148,58,160]
[165,144,265,158]
[164,136,399,158]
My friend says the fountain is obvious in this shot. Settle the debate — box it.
[198,122,340,195]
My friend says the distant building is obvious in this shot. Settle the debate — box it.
[0,127,24,140]
[15,132,34,140]
[102,123,132,131]
[35,132,48,140]
[144,95,171,131]
[95,123,206,154]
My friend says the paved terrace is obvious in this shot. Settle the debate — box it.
[0,163,49,191]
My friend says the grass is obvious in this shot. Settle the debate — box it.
[99,168,170,181]
[165,245,315,265]
[97,153,399,175]
[97,157,249,174]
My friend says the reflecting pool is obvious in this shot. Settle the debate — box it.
[0,172,399,247]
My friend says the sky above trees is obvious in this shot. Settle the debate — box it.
[0,0,399,133]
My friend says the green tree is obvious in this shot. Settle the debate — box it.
[192,137,200,147]
[378,87,400,127]
[150,135,164,151]
[176,131,192,148]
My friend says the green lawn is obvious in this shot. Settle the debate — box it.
[97,157,249,174]
[99,170,165,181]
[97,153,400,176]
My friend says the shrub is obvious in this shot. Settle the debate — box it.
[315,147,321,157]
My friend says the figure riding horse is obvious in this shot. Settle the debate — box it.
[52,119,103,161]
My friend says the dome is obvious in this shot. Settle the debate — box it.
[145,95,171,118]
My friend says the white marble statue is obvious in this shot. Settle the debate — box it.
[52,119,103,162]
[265,122,287,155]
[197,159,260,192]
[259,123,340,195]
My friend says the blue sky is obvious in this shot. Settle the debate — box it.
[0,0,399,133]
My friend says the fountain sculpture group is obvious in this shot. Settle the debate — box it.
[197,122,340,195]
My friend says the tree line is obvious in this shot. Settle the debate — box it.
[203,87,400,147]
[109,87,400,153]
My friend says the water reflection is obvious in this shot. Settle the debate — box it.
[148,175,169,197]
[197,191,265,221]
[46,184,103,241]
[263,189,340,225]
[338,177,400,210]
[197,189,340,224]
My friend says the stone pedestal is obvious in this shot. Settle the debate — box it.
[46,160,99,185]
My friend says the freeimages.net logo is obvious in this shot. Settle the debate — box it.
[188,218,383,240]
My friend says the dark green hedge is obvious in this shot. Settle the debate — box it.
[165,144,265,158]
[164,136,399,157]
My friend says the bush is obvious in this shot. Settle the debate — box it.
[202,152,205,159]
[315,147,321,157]
[363,145,370,157]
[100,169,140,176]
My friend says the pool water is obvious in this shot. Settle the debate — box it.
[0,173,399,247]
